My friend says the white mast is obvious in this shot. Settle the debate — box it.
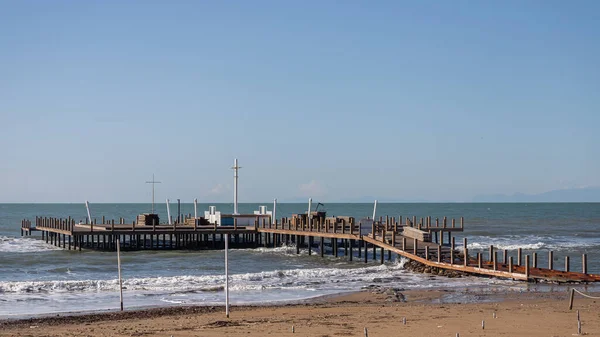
[166,199,172,225]
[231,159,241,215]
[372,200,378,221]
[308,198,312,228]
[273,198,277,225]
[85,200,92,224]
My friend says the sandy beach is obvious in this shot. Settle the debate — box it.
[2,288,599,337]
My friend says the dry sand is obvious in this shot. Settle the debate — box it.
[1,289,599,336]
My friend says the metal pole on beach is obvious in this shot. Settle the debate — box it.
[225,233,230,318]
[117,235,123,311]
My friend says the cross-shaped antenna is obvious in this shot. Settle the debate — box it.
[145,174,161,214]
[231,159,242,215]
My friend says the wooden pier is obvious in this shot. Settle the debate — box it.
[19,213,600,283]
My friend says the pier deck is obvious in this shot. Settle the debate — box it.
[19,215,600,283]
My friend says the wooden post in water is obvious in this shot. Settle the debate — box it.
[532,252,537,268]
[549,251,554,270]
[509,256,513,273]
[583,254,588,274]
[320,237,324,258]
[358,238,362,258]
[437,245,441,263]
[503,249,508,264]
[364,240,368,263]
[517,248,522,266]
[493,251,498,271]
[450,237,455,264]
[565,256,570,272]
[477,253,482,268]
[425,246,429,261]
[413,238,418,255]
[525,255,530,279]
[372,240,376,261]
[489,245,494,264]
[463,238,468,267]
[349,239,353,261]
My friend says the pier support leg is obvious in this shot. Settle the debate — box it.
[334,239,338,257]
[296,235,300,254]
[320,237,324,257]
[380,247,384,264]
[344,239,348,256]
[349,239,353,261]
[373,243,376,261]
[358,240,362,258]
[364,240,368,263]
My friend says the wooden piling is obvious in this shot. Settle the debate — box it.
[349,239,353,261]
[525,255,530,279]
[413,238,418,255]
[565,256,570,272]
[450,237,455,264]
[320,237,324,257]
[583,254,588,274]
[549,251,554,270]
[463,238,468,267]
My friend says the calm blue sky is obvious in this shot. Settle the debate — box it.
[1,1,598,203]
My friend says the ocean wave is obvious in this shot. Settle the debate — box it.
[0,236,61,253]
[466,235,600,251]
[0,262,409,294]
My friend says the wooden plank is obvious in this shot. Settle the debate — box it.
[362,235,528,281]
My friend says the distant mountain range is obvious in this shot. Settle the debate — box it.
[472,187,600,202]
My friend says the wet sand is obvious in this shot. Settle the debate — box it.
[1,289,599,336]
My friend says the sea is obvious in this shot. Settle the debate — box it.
[1,203,599,318]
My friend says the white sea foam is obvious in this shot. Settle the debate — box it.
[0,259,493,295]
[0,236,61,253]
[466,235,600,251]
